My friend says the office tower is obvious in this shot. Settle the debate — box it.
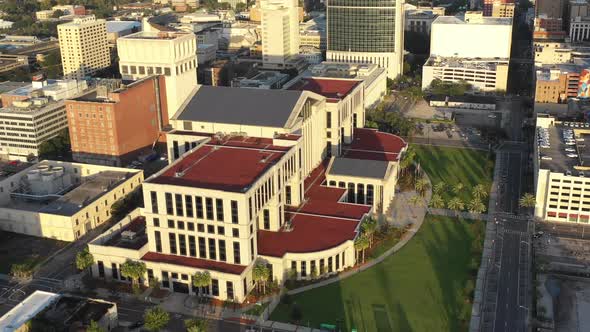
[326,0,404,79]
[58,15,110,80]
[260,0,300,69]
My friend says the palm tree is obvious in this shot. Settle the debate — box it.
[120,260,147,290]
[399,148,416,176]
[192,271,211,301]
[252,262,270,293]
[430,194,446,209]
[354,235,370,263]
[447,197,465,214]
[433,182,446,195]
[361,218,378,247]
[415,177,430,197]
[185,318,208,332]
[452,183,465,195]
[519,193,536,208]
[408,194,423,207]
[472,184,489,200]
[467,198,486,214]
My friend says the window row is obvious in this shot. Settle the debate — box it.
[290,251,346,277]
[151,191,239,224]
[154,231,243,265]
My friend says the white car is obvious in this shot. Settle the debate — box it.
[567,153,579,158]
[565,148,576,152]
[565,141,576,145]
[541,156,553,160]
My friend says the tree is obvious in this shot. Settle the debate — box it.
[399,147,416,175]
[252,262,270,293]
[472,184,489,200]
[185,318,208,332]
[52,9,64,18]
[433,182,446,195]
[310,266,318,279]
[415,177,430,197]
[75,246,94,274]
[144,307,170,331]
[408,194,423,207]
[87,320,105,332]
[447,197,465,213]
[519,193,536,208]
[452,183,465,195]
[361,217,378,247]
[467,198,486,214]
[39,49,62,79]
[192,271,212,297]
[235,2,247,11]
[354,235,370,263]
[120,260,147,289]
[430,194,446,209]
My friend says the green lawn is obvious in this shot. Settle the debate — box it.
[270,215,484,332]
[412,145,495,202]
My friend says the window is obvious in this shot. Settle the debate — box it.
[212,279,219,296]
[263,209,270,230]
[198,237,206,258]
[291,261,296,272]
[326,111,332,127]
[189,235,196,257]
[250,238,255,261]
[185,195,193,217]
[231,200,239,224]
[151,191,158,213]
[187,222,194,231]
[175,194,184,216]
[347,183,355,203]
[286,186,292,205]
[335,254,340,270]
[219,239,226,262]
[208,238,217,260]
[216,199,224,221]
[97,261,104,278]
[206,198,214,220]
[155,231,162,253]
[207,225,215,234]
[301,261,307,277]
[233,242,241,264]
[328,257,333,272]
[111,263,118,280]
[227,281,234,300]
[196,196,204,218]
[232,228,239,237]
[319,258,325,274]
[153,218,160,227]
[169,233,177,254]
[165,193,173,215]
[177,221,185,230]
[178,234,187,256]
[168,220,175,228]
[357,184,365,204]
[367,185,374,205]
[217,226,225,235]
[311,260,316,276]
[197,224,205,232]
[162,271,169,288]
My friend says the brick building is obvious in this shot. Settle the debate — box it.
[65,76,168,166]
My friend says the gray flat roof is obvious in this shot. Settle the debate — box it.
[328,157,389,179]
[175,86,303,128]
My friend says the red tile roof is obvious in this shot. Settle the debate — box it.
[141,252,247,275]
[149,144,288,192]
[343,128,407,162]
[257,213,359,257]
[274,133,301,141]
[290,78,361,103]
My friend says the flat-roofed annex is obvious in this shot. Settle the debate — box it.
[148,136,293,192]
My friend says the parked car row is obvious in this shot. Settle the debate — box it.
[537,127,550,148]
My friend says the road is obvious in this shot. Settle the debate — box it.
[480,142,532,332]
[536,221,590,240]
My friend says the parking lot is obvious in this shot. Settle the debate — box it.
[413,122,489,145]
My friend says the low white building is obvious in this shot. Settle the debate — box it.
[422,56,509,92]
[0,20,13,29]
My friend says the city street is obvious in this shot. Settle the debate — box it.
[480,143,532,332]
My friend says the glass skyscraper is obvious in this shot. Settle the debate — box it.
[326,0,404,79]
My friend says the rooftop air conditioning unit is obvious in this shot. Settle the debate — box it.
[121,231,136,240]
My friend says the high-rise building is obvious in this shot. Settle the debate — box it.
[117,23,197,120]
[58,15,110,80]
[483,0,514,16]
[260,0,300,69]
[65,76,168,166]
[535,0,567,19]
[326,0,404,79]
[491,2,516,18]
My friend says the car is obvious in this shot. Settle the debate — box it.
[565,148,576,152]
[567,153,579,158]
[541,156,553,160]
[565,141,576,145]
